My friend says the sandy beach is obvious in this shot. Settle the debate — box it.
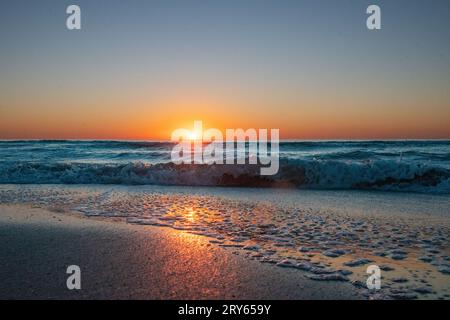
[0,184,449,300]
[0,204,362,300]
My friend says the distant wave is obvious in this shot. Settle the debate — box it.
[0,159,449,194]
[309,150,450,161]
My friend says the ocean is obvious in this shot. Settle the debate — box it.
[0,140,449,298]
[0,140,449,194]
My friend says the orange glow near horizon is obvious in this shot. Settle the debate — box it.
[1,94,450,140]
[1,114,450,141]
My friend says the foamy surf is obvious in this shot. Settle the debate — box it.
[0,159,449,194]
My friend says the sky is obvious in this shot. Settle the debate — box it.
[0,0,449,140]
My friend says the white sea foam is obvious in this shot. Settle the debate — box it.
[0,159,448,194]
[0,140,449,194]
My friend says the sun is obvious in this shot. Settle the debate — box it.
[188,132,199,140]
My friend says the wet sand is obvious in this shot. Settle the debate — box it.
[0,204,362,300]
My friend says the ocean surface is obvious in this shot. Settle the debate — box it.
[0,140,449,194]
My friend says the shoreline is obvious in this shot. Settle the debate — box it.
[0,204,363,300]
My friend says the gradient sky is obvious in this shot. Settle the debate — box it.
[0,0,449,140]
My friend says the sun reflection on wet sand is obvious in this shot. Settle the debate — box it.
[143,228,242,299]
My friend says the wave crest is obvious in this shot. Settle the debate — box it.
[0,159,449,194]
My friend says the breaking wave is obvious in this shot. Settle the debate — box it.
[0,159,449,194]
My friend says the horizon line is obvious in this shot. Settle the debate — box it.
[1,138,450,142]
